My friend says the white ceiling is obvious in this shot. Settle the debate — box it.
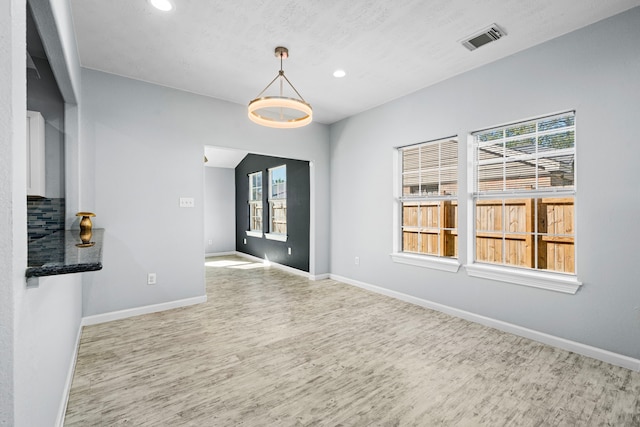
[70,0,639,125]
[204,146,247,168]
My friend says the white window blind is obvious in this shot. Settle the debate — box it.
[399,137,458,258]
[402,138,458,198]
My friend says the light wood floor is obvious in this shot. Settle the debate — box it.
[65,255,640,426]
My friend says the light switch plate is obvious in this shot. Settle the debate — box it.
[179,197,195,208]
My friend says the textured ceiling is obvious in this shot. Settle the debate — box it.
[70,0,640,124]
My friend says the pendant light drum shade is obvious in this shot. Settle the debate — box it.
[248,96,312,128]
[248,47,312,129]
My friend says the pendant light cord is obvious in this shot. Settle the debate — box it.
[252,50,307,102]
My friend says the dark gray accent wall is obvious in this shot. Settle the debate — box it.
[236,154,310,272]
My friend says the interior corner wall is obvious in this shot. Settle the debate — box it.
[0,1,26,424]
[235,154,311,272]
[80,68,330,316]
[2,0,86,426]
[204,166,236,254]
[328,7,640,359]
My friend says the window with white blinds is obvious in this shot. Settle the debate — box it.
[472,111,576,274]
[248,172,263,233]
[399,137,458,258]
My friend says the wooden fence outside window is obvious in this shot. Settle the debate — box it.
[270,201,287,235]
[402,198,575,273]
[475,198,574,273]
[402,201,458,258]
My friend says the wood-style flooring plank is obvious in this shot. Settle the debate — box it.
[64,256,640,426]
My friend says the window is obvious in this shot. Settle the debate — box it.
[471,111,576,276]
[398,137,458,259]
[248,172,262,236]
[267,165,286,240]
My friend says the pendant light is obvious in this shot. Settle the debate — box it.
[248,47,312,129]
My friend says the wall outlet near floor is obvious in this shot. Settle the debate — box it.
[288,247,292,255]
[147,273,157,285]
[243,238,247,245]
[208,239,212,245]
[355,256,360,265]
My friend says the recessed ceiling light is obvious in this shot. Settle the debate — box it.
[333,69,346,78]
[149,0,174,12]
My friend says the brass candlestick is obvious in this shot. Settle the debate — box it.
[76,212,96,248]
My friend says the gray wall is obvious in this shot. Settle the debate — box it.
[204,166,236,254]
[329,8,640,359]
[14,274,83,425]
[80,68,330,316]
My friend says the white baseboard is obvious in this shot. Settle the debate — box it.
[330,274,640,372]
[205,251,236,258]
[310,273,330,281]
[81,295,207,326]
[56,320,83,427]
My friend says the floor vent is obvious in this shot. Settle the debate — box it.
[461,24,506,51]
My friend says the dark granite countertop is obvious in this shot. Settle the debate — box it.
[26,229,104,278]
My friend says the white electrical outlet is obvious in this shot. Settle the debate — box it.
[208,239,213,245]
[179,197,195,208]
[288,247,292,255]
[147,273,157,285]
[243,238,247,244]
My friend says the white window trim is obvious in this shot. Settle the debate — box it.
[265,233,287,242]
[391,146,460,273]
[268,165,287,235]
[248,172,263,234]
[466,111,580,294]
[248,200,263,233]
[464,263,582,294]
[390,252,460,272]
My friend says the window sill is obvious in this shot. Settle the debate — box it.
[465,263,582,294]
[390,253,460,273]
[265,233,287,242]
[246,231,263,238]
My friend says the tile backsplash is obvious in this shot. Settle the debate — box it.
[27,197,65,242]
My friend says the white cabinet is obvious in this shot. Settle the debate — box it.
[26,110,45,197]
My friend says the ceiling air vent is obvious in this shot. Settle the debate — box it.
[461,24,506,51]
